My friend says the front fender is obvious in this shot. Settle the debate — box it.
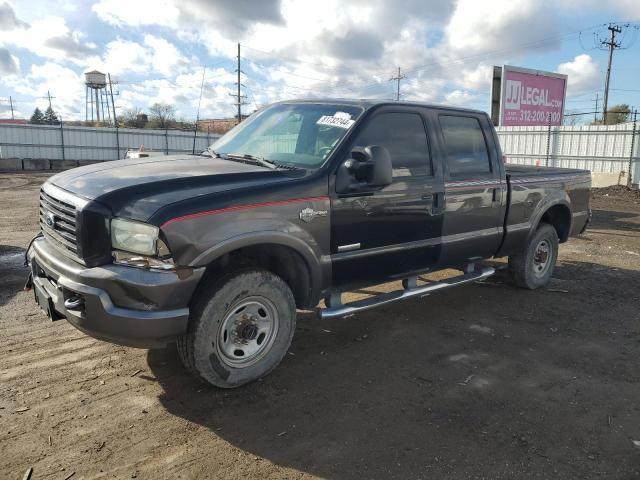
[191,230,328,298]
[160,201,332,301]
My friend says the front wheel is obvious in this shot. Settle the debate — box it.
[177,269,296,388]
[508,223,559,290]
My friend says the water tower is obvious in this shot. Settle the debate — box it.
[85,70,112,124]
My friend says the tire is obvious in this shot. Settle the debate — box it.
[508,223,559,290]
[177,269,296,388]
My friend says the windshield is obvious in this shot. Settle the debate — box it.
[210,103,364,168]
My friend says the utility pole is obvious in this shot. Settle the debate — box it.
[629,109,638,187]
[237,43,241,122]
[108,73,120,159]
[601,24,623,124]
[229,43,248,124]
[594,93,599,123]
[40,91,57,124]
[389,67,406,101]
[108,73,118,127]
[9,95,14,120]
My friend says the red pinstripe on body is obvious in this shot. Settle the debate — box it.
[160,196,330,228]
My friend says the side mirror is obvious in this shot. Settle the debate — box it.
[335,145,392,194]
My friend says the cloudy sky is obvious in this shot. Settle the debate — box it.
[0,0,639,122]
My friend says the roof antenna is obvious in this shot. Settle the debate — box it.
[192,65,206,154]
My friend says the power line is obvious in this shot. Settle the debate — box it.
[228,23,622,103]
[611,88,640,93]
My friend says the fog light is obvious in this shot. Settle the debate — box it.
[113,251,175,271]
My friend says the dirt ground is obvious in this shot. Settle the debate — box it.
[1,172,639,480]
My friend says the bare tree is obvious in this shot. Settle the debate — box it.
[148,103,176,129]
[563,111,581,127]
[118,107,148,128]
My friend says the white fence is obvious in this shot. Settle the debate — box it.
[496,123,639,186]
[1,121,638,185]
[0,123,220,162]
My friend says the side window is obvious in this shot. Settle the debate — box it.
[353,112,431,177]
[439,115,491,175]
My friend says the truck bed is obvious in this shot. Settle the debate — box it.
[498,163,592,258]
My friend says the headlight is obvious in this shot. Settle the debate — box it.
[111,218,159,255]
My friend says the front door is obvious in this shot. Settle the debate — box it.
[330,107,445,289]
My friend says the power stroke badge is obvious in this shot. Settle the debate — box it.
[299,207,328,223]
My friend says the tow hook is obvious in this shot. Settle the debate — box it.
[64,295,85,311]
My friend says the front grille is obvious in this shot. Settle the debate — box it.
[40,188,79,257]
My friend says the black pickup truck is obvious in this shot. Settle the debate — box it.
[27,99,591,388]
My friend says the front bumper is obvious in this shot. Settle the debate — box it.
[28,237,204,348]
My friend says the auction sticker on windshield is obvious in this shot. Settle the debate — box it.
[316,112,355,129]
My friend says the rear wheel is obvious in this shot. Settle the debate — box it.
[178,269,296,388]
[508,223,559,290]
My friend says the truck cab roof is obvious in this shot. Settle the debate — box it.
[274,98,487,116]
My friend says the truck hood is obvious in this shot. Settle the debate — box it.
[48,155,298,221]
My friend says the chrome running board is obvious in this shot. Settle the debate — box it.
[319,265,495,319]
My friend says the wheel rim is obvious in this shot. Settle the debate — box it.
[533,239,552,278]
[217,296,279,368]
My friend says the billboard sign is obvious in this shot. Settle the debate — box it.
[490,65,567,127]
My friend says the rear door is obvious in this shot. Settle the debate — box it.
[330,106,445,288]
[429,111,505,266]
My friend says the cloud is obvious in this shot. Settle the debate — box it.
[143,35,189,77]
[82,35,192,79]
[177,0,285,37]
[446,0,559,55]
[45,32,96,59]
[0,45,18,74]
[5,0,626,121]
[92,0,179,27]
[322,29,385,60]
[609,0,640,19]
[445,89,477,106]
[0,15,96,63]
[0,1,28,30]
[558,54,599,96]
[93,0,284,36]
[9,62,85,117]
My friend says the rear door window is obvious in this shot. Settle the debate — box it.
[439,115,491,175]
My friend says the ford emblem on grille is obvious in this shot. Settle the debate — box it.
[45,212,57,228]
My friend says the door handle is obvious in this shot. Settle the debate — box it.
[425,192,445,215]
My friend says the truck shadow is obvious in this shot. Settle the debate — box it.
[590,208,640,232]
[0,245,27,307]
[147,259,640,479]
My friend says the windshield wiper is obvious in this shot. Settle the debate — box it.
[207,146,221,158]
[226,153,279,170]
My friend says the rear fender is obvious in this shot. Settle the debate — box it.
[528,191,572,242]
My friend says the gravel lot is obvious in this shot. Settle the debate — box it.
[1,172,639,479]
